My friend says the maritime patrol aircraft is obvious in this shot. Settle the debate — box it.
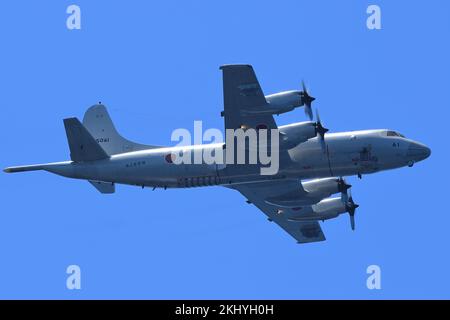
[4,65,431,243]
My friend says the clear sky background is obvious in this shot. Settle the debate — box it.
[0,1,449,299]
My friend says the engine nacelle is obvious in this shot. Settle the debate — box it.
[265,90,303,115]
[312,197,347,220]
[302,177,341,200]
[264,177,342,208]
[288,197,346,221]
[278,121,317,149]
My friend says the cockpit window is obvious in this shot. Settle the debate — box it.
[386,131,405,138]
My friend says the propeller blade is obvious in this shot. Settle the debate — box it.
[315,109,329,137]
[349,214,355,231]
[338,177,351,203]
[340,191,348,205]
[346,189,359,231]
[301,80,315,120]
[315,109,329,153]
[338,177,351,192]
[305,105,313,121]
[301,80,307,92]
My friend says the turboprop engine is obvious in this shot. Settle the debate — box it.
[278,109,328,151]
[265,90,303,115]
[288,188,360,230]
[302,177,350,200]
[265,81,316,119]
[312,197,347,220]
[265,177,350,208]
[278,121,317,149]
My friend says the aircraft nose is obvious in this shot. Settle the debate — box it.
[406,141,431,162]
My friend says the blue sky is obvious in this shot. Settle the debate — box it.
[0,0,449,299]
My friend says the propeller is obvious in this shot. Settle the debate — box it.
[300,80,315,120]
[315,109,329,152]
[337,177,351,204]
[345,189,359,231]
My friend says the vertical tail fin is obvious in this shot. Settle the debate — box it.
[82,104,162,155]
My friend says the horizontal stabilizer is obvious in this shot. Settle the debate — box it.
[89,180,115,194]
[64,118,109,162]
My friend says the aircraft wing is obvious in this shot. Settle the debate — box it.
[230,180,326,244]
[220,64,277,130]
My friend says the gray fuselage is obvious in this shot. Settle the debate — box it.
[41,129,430,188]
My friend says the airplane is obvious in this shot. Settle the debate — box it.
[3,64,431,244]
